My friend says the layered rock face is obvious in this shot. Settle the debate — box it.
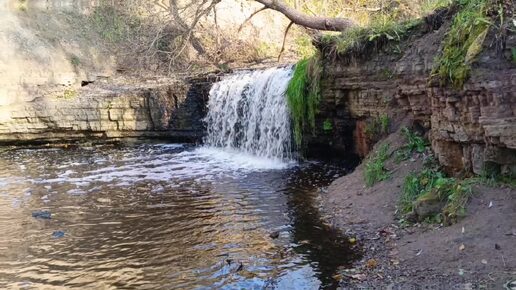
[314,16,515,176]
[0,78,212,144]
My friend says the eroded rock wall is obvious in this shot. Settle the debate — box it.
[0,78,212,144]
[315,16,515,176]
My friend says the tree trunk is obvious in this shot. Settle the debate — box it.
[253,0,355,31]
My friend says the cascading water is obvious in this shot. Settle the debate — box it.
[204,66,294,162]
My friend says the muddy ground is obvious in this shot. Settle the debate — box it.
[321,124,516,289]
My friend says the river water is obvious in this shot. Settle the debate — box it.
[0,143,359,289]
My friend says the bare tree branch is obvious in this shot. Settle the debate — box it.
[277,21,294,61]
[238,7,269,32]
[252,0,356,31]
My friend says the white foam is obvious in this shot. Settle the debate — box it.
[190,147,295,171]
[17,146,296,189]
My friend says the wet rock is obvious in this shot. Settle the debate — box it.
[269,231,280,239]
[32,210,51,219]
[52,231,65,238]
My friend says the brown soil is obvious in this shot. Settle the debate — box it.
[321,121,516,289]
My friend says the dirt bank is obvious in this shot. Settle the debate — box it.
[321,121,516,289]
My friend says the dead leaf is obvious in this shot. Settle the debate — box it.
[481,259,487,264]
[366,259,378,269]
[348,237,357,244]
[391,259,400,265]
[488,201,493,208]
[459,244,465,251]
[416,249,422,256]
[332,274,342,281]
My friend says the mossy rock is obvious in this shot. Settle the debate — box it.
[411,189,446,221]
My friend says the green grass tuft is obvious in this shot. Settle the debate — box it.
[396,127,429,162]
[364,143,391,187]
[286,54,322,147]
[433,0,492,88]
[400,168,473,224]
[321,17,421,56]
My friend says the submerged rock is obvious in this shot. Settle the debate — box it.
[32,210,51,220]
[269,231,280,239]
[52,231,65,238]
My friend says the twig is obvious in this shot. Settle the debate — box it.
[238,7,268,32]
[277,21,294,61]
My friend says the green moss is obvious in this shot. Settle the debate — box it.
[364,144,390,187]
[323,119,333,132]
[433,0,493,88]
[286,54,322,147]
[512,48,516,63]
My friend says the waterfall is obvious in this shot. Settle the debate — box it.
[204,67,294,162]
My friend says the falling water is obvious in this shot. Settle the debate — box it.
[204,66,294,162]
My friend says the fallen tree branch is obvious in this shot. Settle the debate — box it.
[253,0,355,31]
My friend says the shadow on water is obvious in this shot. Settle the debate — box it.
[281,163,361,289]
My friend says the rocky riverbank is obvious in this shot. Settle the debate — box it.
[320,120,515,288]
[312,9,515,287]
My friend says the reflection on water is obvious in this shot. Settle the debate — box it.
[0,143,359,289]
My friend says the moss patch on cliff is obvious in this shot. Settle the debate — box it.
[432,0,492,88]
[322,18,421,57]
[286,54,322,147]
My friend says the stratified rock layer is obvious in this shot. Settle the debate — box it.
[314,15,515,176]
[0,78,211,144]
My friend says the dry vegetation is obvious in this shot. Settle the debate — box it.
[32,0,460,75]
